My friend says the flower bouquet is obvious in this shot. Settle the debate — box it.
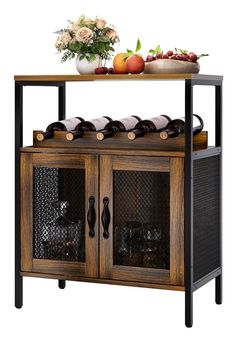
[55,15,119,74]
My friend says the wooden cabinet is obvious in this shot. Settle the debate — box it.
[20,152,184,286]
[15,74,223,327]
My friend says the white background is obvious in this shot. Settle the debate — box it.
[0,0,234,348]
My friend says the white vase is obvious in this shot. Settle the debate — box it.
[75,54,102,74]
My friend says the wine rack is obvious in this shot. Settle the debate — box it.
[15,73,223,327]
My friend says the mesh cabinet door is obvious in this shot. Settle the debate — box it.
[21,153,99,278]
[100,156,184,286]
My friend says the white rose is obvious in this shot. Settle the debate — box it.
[61,32,72,46]
[96,18,106,29]
[75,27,93,43]
[55,36,66,51]
[68,21,80,34]
[84,18,95,25]
[55,32,72,51]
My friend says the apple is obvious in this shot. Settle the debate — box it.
[113,53,128,74]
[125,54,145,74]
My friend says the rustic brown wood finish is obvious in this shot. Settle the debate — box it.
[20,153,99,277]
[21,271,185,291]
[33,130,208,152]
[21,150,185,287]
[14,73,223,82]
[99,155,184,285]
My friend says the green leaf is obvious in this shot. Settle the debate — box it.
[198,53,209,58]
[79,54,85,61]
[98,36,110,43]
[68,42,82,52]
[123,53,130,60]
[176,48,188,55]
[180,48,188,54]
[126,49,134,54]
[87,53,98,62]
[136,38,141,52]
[148,49,156,54]
[155,45,161,54]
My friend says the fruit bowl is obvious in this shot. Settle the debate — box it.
[144,59,200,74]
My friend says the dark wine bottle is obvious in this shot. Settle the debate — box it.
[66,116,113,141]
[36,117,84,141]
[96,115,141,140]
[159,114,204,140]
[128,115,171,140]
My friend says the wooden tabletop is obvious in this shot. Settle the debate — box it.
[14,74,223,82]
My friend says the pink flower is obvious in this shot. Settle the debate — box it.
[75,27,93,43]
[107,29,119,42]
[96,18,106,29]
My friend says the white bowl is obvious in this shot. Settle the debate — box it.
[144,59,200,74]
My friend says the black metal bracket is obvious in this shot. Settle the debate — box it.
[15,81,66,308]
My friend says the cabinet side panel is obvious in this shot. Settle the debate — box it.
[21,153,33,271]
[193,155,221,282]
[170,158,184,285]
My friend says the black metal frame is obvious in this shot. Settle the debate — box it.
[184,78,222,327]
[15,76,223,328]
[15,81,66,308]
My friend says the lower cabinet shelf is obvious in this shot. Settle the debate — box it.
[20,271,185,291]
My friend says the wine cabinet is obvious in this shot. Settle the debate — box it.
[15,74,223,327]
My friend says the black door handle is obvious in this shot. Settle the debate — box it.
[87,196,96,238]
[102,197,110,239]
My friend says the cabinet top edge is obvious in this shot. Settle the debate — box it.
[14,73,223,82]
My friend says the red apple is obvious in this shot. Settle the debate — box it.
[125,54,145,74]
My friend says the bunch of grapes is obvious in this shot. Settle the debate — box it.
[146,47,208,63]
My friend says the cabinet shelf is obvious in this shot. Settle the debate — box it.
[32,130,208,154]
[14,73,223,83]
[15,73,223,328]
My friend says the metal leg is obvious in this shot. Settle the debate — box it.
[185,292,193,327]
[58,280,66,289]
[184,80,194,327]
[58,83,66,121]
[15,82,23,308]
[215,274,222,304]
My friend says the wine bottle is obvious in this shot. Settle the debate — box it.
[128,115,171,140]
[159,114,204,140]
[36,117,84,141]
[66,116,113,141]
[96,115,141,140]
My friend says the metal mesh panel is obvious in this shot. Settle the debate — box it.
[193,156,220,282]
[33,167,85,262]
[113,170,170,269]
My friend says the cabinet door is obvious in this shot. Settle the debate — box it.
[100,156,184,285]
[21,153,99,278]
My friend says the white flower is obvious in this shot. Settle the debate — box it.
[61,32,72,45]
[75,27,93,43]
[84,18,95,25]
[55,36,65,51]
[68,21,80,34]
[55,32,72,51]
[96,18,106,29]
